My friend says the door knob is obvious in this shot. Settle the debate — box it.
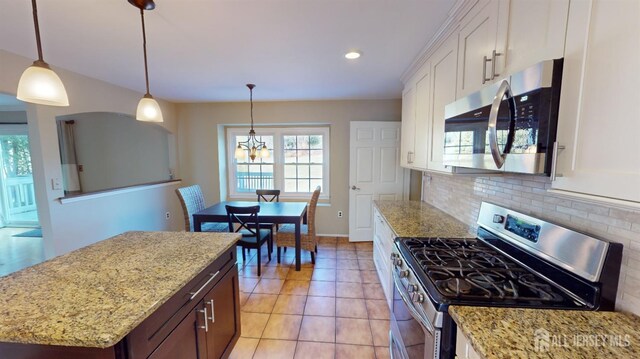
[351,185,361,191]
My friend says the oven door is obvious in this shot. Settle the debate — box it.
[390,268,440,359]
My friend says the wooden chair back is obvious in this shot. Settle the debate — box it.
[225,205,261,236]
[256,189,281,202]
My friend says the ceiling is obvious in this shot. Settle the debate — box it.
[0,0,454,102]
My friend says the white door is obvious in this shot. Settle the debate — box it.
[349,121,406,242]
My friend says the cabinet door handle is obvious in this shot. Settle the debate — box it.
[491,50,502,79]
[198,307,208,332]
[208,299,215,323]
[189,270,220,301]
[550,141,566,181]
[482,55,492,84]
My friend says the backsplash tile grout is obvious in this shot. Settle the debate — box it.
[421,171,640,316]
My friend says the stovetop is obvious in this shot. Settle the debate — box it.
[397,236,587,309]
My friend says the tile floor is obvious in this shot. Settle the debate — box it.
[0,227,44,277]
[230,236,390,359]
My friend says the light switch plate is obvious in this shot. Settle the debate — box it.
[51,178,63,190]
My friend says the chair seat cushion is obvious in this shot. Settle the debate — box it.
[276,223,308,235]
[238,228,271,243]
[201,222,229,232]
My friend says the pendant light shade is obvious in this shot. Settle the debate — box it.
[17,61,69,106]
[131,0,163,122]
[17,0,69,107]
[136,95,163,122]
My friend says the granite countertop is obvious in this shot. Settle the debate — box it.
[374,200,474,238]
[0,231,240,348]
[450,306,640,359]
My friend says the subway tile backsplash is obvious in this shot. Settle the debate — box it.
[421,171,640,315]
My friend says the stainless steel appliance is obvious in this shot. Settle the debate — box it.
[443,59,563,174]
[389,202,623,359]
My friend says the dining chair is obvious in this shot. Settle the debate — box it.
[225,205,272,276]
[256,189,281,253]
[176,185,227,232]
[274,186,321,264]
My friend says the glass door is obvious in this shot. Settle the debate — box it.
[0,125,38,227]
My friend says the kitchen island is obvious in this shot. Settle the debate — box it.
[0,231,241,359]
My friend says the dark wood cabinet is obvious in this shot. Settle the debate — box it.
[0,246,241,359]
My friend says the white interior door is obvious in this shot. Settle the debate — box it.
[349,121,406,242]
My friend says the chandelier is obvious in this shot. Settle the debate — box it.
[234,84,269,162]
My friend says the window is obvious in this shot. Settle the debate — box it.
[227,127,329,199]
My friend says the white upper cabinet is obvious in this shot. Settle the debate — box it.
[401,65,430,171]
[551,0,640,203]
[503,0,569,74]
[456,0,509,98]
[427,35,458,173]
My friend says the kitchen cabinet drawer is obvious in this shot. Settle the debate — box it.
[373,239,392,307]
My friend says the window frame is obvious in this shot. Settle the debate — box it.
[226,126,330,200]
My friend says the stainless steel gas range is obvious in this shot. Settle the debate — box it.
[389,202,623,359]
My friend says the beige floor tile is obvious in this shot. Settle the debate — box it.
[262,314,303,340]
[335,344,376,359]
[336,250,358,259]
[360,270,381,284]
[260,266,290,279]
[308,281,336,297]
[239,291,250,307]
[243,293,278,313]
[312,268,337,281]
[336,269,362,283]
[280,280,310,295]
[253,339,297,359]
[355,242,374,252]
[336,259,360,269]
[286,268,314,280]
[369,319,390,346]
[229,337,260,359]
[336,282,364,298]
[239,277,260,292]
[336,237,351,244]
[336,298,368,318]
[253,279,286,294]
[362,283,386,300]
[317,243,336,250]
[240,265,261,278]
[365,299,390,320]
[273,295,307,315]
[358,259,375,270]
[357,251,373,259]
[240,312,270,338]
[318,236,338,244]
[375,346,391,359]
[313,257,336,269]
[316,248,337,258]
[294,341,335,359]
[298,315,336,343]
[336,242,356,251]
[335,318,373,345]
[304,296,336,316]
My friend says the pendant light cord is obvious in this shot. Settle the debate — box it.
[31,0,44,62]
[140,8,151,96]
[250,87,254,130]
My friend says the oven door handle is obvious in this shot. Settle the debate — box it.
[392,268,436,334]
[488,79,516,169]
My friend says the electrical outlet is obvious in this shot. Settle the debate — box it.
[165,212,170,220]
[337,211,343,218]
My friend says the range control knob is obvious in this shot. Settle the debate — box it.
[414,293,425,303]
[390,253,398,261]
[399,270,410,278]
[408,284,418,293]
[394,258,403,267]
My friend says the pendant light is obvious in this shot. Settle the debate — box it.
[17,0,69,106]
[235,84,269,162]
[129,0,163,123]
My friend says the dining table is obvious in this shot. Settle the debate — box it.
[193,201,309,271]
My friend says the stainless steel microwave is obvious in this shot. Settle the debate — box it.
[443,59,563,174]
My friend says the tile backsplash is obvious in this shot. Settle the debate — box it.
[421,171,640,315]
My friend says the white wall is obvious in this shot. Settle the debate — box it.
[177,100,401,236]
[59,112,171,192]
[0,50,183,257]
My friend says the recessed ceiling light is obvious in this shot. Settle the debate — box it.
[345,51,361,60]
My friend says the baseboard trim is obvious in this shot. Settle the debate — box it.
[318,233,349,238]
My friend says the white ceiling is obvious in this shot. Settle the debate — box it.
[0,0,454,102]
